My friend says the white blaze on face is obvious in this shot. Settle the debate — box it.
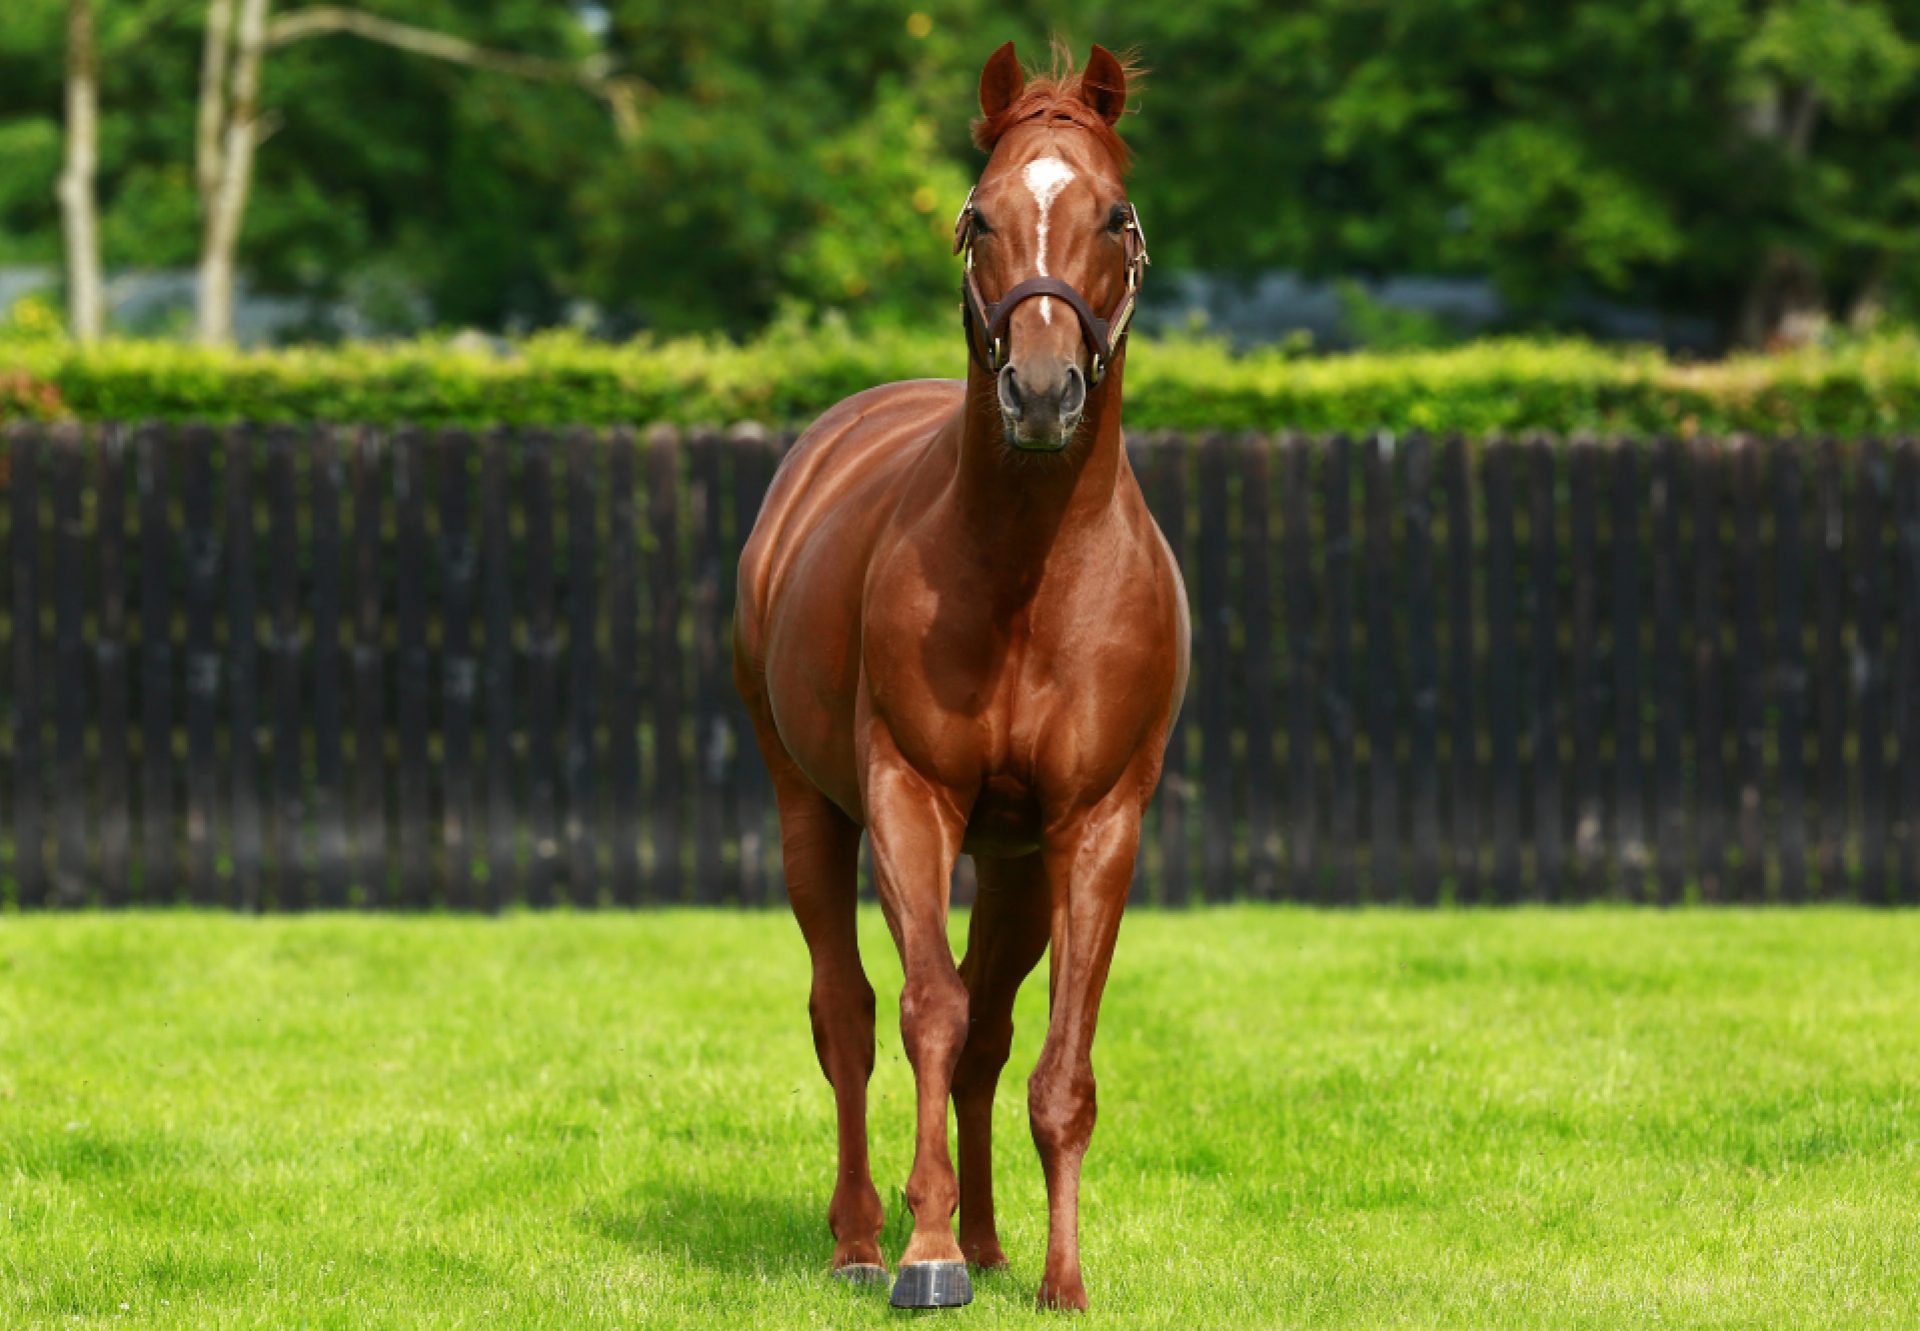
[1021,155,1075,325]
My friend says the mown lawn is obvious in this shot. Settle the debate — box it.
[2,908,1917,1329]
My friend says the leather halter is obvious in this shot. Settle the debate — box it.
[952,185,1149,387]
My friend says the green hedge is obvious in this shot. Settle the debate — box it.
[4,325,1919,435]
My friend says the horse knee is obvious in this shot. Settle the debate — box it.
[899,968,969,1073]
[808,972,877,1081]
[1028,1056,1096,1161]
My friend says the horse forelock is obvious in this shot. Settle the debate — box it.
[969,46,1142,174]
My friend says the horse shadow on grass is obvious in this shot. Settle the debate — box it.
[580,1176,914,1279]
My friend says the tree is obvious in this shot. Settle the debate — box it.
[192,0,642,344]
[55,0,102,342]
[195,0,266,345]
[1109,0,1920,346]
[6,0,1920,346]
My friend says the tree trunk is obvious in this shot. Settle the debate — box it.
[57,0,104,344]
[196,0,236,210]
[197,0,269,346]
[1736,247,1826,351]
[1733,85,1827,349]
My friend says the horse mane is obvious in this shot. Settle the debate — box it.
[970,40,1144,174]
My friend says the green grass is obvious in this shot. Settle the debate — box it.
[3,909,1918,1329]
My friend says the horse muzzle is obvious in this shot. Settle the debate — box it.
[997,360,1087,451]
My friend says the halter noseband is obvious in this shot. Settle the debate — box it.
[952,186,1149,387]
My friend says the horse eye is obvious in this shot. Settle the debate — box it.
[972,213,994,236]
[1106,205,1128,234]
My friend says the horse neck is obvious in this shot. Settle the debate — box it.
[950,355,1129,567]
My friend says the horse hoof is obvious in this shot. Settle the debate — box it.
[890,1260,973,1309]
[832,1263,889,1286]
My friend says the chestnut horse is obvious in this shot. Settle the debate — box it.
[733,42,1187,1312]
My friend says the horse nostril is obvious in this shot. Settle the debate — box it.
[997,365,1025,419]
[1060,364,1087,421]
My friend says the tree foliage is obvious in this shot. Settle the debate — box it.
[1,0,1916,344]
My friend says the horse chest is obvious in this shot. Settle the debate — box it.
[864,581,1149,815]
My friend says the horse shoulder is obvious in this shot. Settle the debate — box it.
[736,379,962,667]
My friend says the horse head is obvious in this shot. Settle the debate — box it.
[955,42,1148,452]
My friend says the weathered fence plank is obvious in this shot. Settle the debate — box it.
[1323,434,1355,905]
[1528,438,1563,899]
[351,428,387,906]
[606,428,642,906]
[266,426,305,910]
[311,428,348,908]
[182,427,221,906]
[1897,438,1920,906]
[1857,439,1890,901]
[1198,432,1236,902]
[689,430,733,904]
[1442,435,1478,901]
[1281,433,1317,900]
[9,425,44,907]
[395,428,432,908]
[1404,433,1441,905]
[1365,432,1399,901]
[136,424,174,905]
[1774,443,1808,902]
[1145,434,1191,905]
[1484,438,1521,901]
[1815,438,1847,895]
[1732,440,1766,901]
[1239,434,1279,900]
[566,427,601,907]
[228,425,262,911]
[1611,442,1646,897]
[481,428,517,909]
[52,425,88,906]
[1692,438,1726,901]
[523,430,561,907]
[440,429,479,911]
[96,427,131,906]
[647,425,686,902]
[1650,438,1685,904]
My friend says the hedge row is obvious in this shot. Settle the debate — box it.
[4,326,1919,435]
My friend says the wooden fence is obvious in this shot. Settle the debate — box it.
[3,422,1917,909]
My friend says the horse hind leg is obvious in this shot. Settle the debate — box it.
[952,851,1052,1270]
[767,764,885,1279]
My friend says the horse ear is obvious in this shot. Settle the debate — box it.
[1082,44,1127,125]
[979,41,1023,120]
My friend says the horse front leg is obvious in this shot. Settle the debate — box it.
[863,750,975,1309]
[1029,796,1140,1311]
[954,851,1052,1270]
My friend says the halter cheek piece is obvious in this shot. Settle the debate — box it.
[952,186,1149,388]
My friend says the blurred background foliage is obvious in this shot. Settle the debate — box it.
[2,0,1918,349]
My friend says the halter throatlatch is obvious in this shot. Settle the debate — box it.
[952,186,1149,387]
